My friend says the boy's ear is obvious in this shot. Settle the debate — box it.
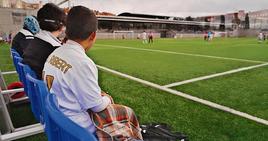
[59,26,65,32]
[89,32,96,40]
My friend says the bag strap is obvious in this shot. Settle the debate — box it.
[141,123,189,141]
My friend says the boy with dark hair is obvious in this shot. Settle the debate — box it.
[23,3,66,79]
[43,6,143,141]
[37,3,66,32]
[12,16,40,56]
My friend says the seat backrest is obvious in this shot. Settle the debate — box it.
[11,49,20,58]
[17,63,41,122]
[11,50,21,72]
[13,56,23,78]
[18,62,36,94]
[17,62,27,88]
[45,94,98,141]
[11,48,18,54]
[26,73,46,124]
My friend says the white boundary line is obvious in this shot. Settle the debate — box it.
[97,65,268,126]
[95,44,267,64]
[163,62,268,88]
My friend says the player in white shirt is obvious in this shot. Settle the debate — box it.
[43,6,142,140]
[258,32,264,43]
[142,31,147,44]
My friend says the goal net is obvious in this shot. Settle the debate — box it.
[113,31,134,39]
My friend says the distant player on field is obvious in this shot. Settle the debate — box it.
[142,31,147,44]
[258,32,264,43]
[148,31,153,43]
[204,31,208,41]
[208,31,213,41]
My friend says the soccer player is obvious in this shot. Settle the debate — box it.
[258,32,264,43]
[23,3,66,79]
[204,31,208,41]
[43,6,143,140]
[142,31,147,44]
[11,16,40,56]
[148,31,153,43]
[208,31,212,41]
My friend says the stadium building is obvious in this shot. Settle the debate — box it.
[0,7,218,39]
[0,0,40,38]
[97,13,214,38]
[196,9,268,30]
[1,1,268,141]
[248,9,268,29]
[1,1,268,39]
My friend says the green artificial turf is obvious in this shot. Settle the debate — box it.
[89,45,255,85]
[97,70,268,141]
[1,38,268,141]
[174,65,268,120]
[95,38,268,61]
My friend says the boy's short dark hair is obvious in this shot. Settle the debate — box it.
[37,3,66,32]
[66,6,97,40]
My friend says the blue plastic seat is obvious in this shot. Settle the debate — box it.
[11,49,20,58]
[17,62,43,122]
[11,49,21,71]
[13,56,23,77]
[17,62,36,94]
[17,63,41,122]
[25,73,47,124]
[10,48,16,52]
[17,62,28,87]
[45,94,98,141]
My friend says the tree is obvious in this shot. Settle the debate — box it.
[244,13,250,29]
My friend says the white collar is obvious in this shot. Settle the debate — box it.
[65,40,86,54]
[35,30,61,47]
[19,29,33,36]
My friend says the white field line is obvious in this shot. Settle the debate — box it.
[97,65,268,126]
[95,44,267,64]
[163,62,268,88]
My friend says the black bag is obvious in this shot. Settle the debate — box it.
[141,123,189,141]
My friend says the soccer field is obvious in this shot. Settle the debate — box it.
[91,38,268,119]
[1,38,268,141]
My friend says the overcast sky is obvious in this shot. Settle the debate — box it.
[26,0,268,17]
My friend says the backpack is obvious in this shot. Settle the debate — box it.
[141,123,189,141]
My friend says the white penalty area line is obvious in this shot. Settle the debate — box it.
[97,64,268,126]
[163,62,268,88]
[95,44,267,64]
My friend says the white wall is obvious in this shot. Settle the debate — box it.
[0,7,37,36]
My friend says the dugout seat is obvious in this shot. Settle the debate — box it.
[18,62,44,123]
[10,49,21,73]
[10,48,20,58]
[17,62,27,89]
[25,73,46,124]
[45,93,98,141]
[17,62,36,96]
[13,56,23,80]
